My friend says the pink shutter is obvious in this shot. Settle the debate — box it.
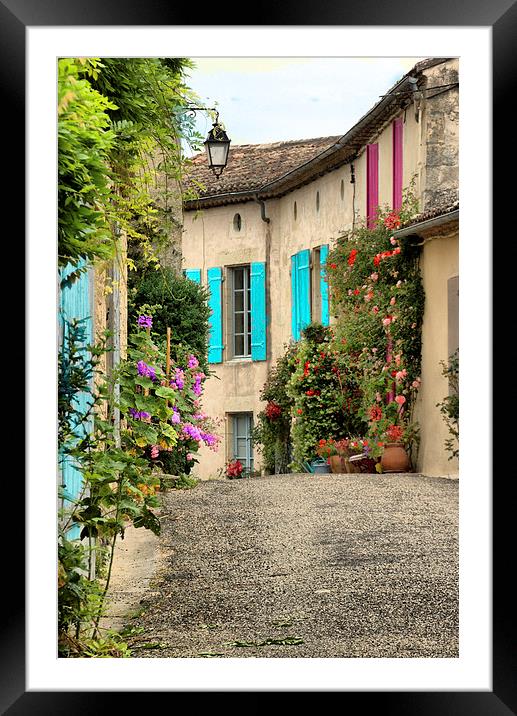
[392,118,403,211]
[366,143,379,229]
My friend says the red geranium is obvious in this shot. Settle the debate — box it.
[265,401,282,420]
[369,405,382,421]
[226,460,243,478]
[386,424,404,442]
[384,212,401,230]
[348,248,358,267]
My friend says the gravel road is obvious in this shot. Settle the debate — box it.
[125,472,458,658]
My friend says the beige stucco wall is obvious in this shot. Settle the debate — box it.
[182,59,459,479]
[413,229,459,477]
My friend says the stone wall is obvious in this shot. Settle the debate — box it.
[421,59,459,211]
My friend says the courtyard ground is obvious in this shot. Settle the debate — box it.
[103,472,458,658]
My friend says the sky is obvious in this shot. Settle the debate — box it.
[182,57,425,155]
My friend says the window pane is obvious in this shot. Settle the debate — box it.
[233,415,246,438]
[234,290,244,312]
[234,334,244,356]
[236,438,248,455]
[234,268,244,290]
[247,311,252,334]
[234,312,244,334]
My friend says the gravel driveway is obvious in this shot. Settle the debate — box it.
[126,472,458,658]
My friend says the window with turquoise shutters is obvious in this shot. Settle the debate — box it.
[184,268,201,284]
[320,244,329,326]
[207,267,223,363]
[291,249,311,340]
[250,261,267,361]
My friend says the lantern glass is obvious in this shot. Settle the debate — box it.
[205,141,230,169]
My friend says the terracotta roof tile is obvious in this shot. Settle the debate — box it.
[184,135,341,199]
[400,199,459,229]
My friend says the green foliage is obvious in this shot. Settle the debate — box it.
[286,323,364,468]
[128,267,211,372]
[437,349,459,460]
[58,57,205,275]
[58,58,117,271]
[252,343,298,474]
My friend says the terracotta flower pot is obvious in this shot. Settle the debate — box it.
[329,455,348,473]
[380,443,411,473]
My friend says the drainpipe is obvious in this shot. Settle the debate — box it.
[253,195,270,223]
[254,195,272,362]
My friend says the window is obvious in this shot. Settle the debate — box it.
[293,201,297,221]
[231,413,254,472]
[231,265,252,357]
[233,213,242,232]
[316,191,320,212]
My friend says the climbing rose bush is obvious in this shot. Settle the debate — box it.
[326,188,424,461]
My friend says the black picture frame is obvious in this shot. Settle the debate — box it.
[10,0,504,711]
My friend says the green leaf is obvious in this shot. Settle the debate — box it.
[154,386,177,400]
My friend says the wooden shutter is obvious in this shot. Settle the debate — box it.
[207,267,223,363]
[184,268,201,284]
[291,253,299,339]
[291,250,311,340]
[320,244,329,326]
[59,260,93,539]
[392,118,403,211]
[250,261,267,361]
[366,143,379,229]
[297,249,311,336]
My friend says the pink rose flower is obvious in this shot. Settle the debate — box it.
[382,317,392,327]
[370,272,379,282]
[395,395,406,406]
[373,306,379,314]
[390,297,396,306]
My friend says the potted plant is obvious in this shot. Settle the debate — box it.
[226,459,244,479]
[343,438,376,473]
[379,423,411,473]
[316,438,354,474]
[313,438,339,473]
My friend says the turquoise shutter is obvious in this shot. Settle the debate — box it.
[297,249,311,336]
[320,244,329,326]
[184,268,201,284]
[207,267,223,363]
[291,254,299,340]
[59,260,93,540]
[250,261,267,361]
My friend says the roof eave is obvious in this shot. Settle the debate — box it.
[393,208,459,238]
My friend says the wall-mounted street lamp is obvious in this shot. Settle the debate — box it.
[188,107,231,178]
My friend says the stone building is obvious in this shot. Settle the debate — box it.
[182,57,459,479]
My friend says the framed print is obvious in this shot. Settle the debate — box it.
[7,0,506,710]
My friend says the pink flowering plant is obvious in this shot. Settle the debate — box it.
[114,316,220,474]
[325,186,424,463]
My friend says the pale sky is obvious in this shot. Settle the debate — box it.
[183,57,425,154]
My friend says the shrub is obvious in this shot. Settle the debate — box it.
[128,267,211,372]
